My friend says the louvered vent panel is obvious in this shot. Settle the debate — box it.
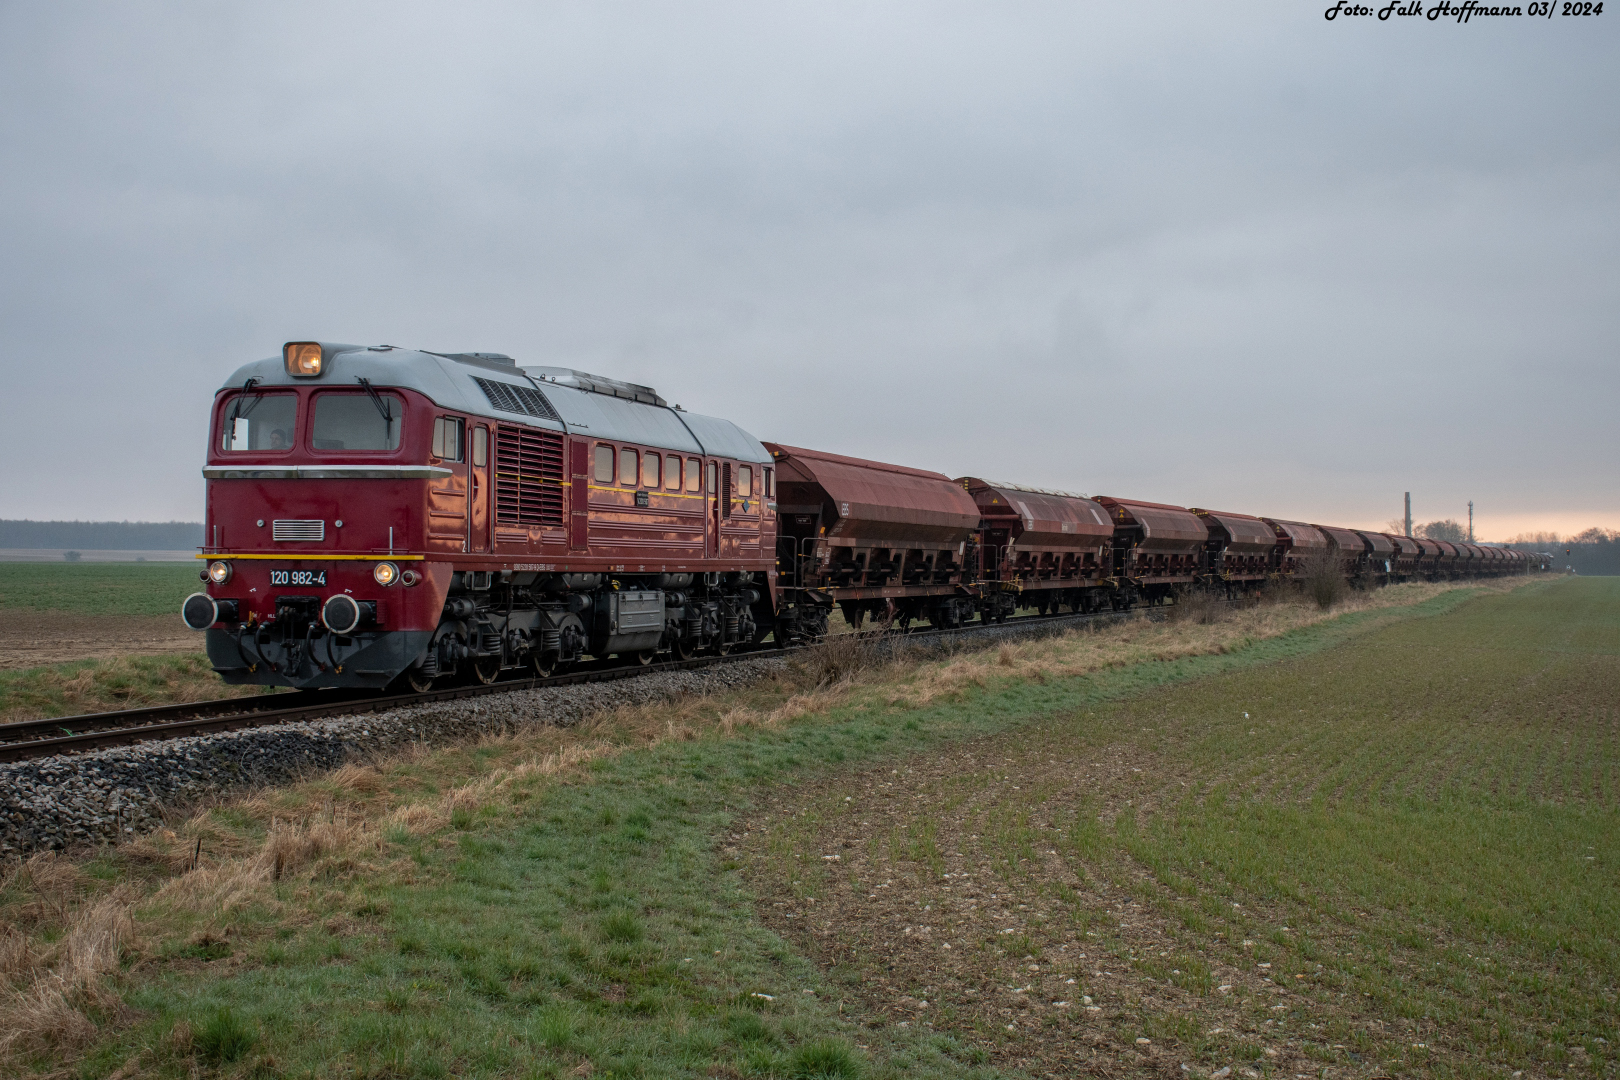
[272,519,325,542]
[473,377,560,421]
[494,426,565,527]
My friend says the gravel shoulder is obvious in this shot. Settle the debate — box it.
[1,655,786,856]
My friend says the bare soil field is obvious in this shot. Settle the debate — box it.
[0,611,199,670]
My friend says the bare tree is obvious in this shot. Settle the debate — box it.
[1418,519,1466,542]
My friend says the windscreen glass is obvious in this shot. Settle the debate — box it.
[221,392,297,451]
[312,393,403,451]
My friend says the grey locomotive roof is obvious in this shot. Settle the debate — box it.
[218,345,770,462]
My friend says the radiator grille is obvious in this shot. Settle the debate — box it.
[494,426,565,528]
[272,519,325,542]
[473,378,560,420]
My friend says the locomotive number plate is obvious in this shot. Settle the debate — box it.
[269,568,327,587]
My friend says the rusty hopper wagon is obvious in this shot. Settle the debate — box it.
[1093,497,1208,606]
[1189,508,1278,597]
[959,479,1116,618]
[766,443,981,632]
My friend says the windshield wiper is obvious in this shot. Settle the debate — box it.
[227,377,263,427]
[356,377,394,440]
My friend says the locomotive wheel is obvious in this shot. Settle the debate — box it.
[532,652,557,678]
[405,669,435,693]
[473,656,501,685]
[673,638,695,661]
[635,649,656,666]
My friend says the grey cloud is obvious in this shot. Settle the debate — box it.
[0,1,1615,533]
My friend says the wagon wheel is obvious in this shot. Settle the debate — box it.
[473,656,502,685]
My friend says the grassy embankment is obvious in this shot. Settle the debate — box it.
[3,577,1607,1080]
[0,562,276,720]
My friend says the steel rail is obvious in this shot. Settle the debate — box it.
[0,601,1200,765]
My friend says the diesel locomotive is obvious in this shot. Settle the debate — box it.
[182,341,1527,690]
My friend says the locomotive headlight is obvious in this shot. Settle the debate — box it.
[373,561,399,586]
[207,560,232,585]
[284,341,324,377]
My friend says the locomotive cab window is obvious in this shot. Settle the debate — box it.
[738,466,752,498]
[432,417,465,462]
[594,444,614,483]
[312,392,403,451]
[686,458,700,492]
[764,468,774,498]
[221,391,297,452]
[707,462,717,493]
[619,448,638,486]
[472,426,488,468]
[642,452,660,489]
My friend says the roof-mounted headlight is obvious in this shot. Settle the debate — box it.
[284,341,324,377]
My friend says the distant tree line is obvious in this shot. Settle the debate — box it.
[1504,527,1620,576]
[0,520,204,550]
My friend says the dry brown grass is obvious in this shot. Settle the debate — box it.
[0,884,134,1061]
[0,578,1532,1072]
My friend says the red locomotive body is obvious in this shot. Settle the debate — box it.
[961,479,1115,617]
[184,343,776,689]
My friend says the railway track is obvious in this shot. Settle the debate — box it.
[0,602,1188,764]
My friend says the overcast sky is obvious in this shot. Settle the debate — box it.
[1,2,1614,539]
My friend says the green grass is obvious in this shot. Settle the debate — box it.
[27,579,1614,1079]
[751,578,1620,1076]
[0,653,273,722]
[0,561,203,616]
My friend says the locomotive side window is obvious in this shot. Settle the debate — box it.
[738,465,752,498]
[431,417,465,462]
[594,444,614,483]
[619,448,638,486]
[666,457,683,491]
[221,392,297,452]
[471,426,487,468]
[642,452,660,489]
[686,458,700,492]
[312,392,403,451]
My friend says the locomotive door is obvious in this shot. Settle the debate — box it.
[469,425,489,553]
[706,460,720,559]
[568,438,590,550]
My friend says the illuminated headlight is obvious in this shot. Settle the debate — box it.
[373,561,399,586]
[207,560,232,585]
[284,341,323,377]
